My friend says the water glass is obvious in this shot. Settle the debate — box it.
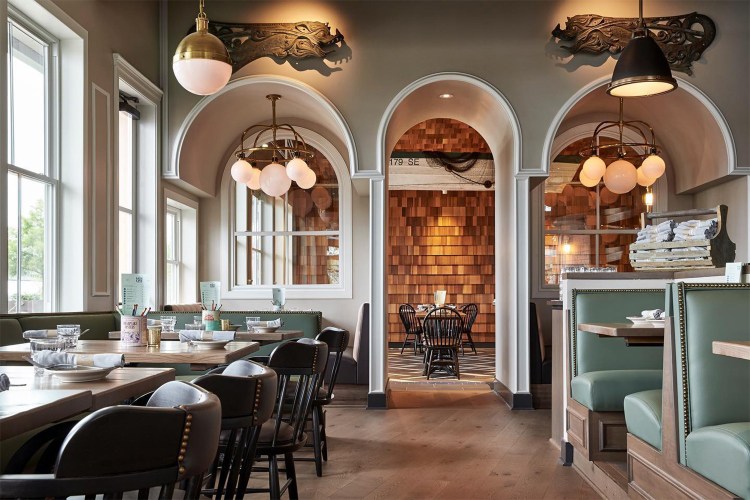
[29,338,63,376]
[245,316,261,332]
[160,316,177,333]
[193,315,202,326]
[57,324,80,350]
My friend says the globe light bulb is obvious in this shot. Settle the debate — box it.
[636,166,656,187]
[579,171,600,188]
[641,154,666,179]
[246,167,261,190]
[582,156,606,180]
[286,157,309,182]
[603,159,638,194]
[230,159,253,183]
[297,167,317,189]
[259,162,291,197]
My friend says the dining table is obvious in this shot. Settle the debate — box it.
[107,329,304,345]
[577,322,665,346]
[0,339,260,371]
[711,340,750,360]
[0,365,174,440]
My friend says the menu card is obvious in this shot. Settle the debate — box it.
[200,281,221,308]
[121,273,151,316]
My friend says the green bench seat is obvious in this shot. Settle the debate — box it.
[572,370,662,412]
[624,389,663,450]
[685,422,750,500]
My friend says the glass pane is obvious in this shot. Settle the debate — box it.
[166,262,179,305]
[598,187,646,230]
[9,23,46,174]
[118,211,133,295]
[288,186,339,231]
[165,210,176,261]
[118,111,134,211]
[545,164,597,231]
[19,177,49,312]
[599,233,637,271]
[291,235,340,285]
[7,172,19,311]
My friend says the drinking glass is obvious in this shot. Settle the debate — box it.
[193,315,202,326]
[29,338,63,376]
[245,316,261,332]
[160,316,177,333]
[57,324,80,350]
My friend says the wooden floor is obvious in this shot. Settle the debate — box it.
[261,388,601,499]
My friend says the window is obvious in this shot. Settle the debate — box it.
[165,206,181,305]
[6,15,58,313]
[233,142,341,288]
[543,138,647,286]
[117,108,137,294]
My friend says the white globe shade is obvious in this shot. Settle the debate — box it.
[259,162,291,197]
[603,159,638,194]
[286,157,309,182]
[173,58,232,96]
[297,167,317,189]
[582,156,606,179]
[311,186,332,210]
[579,171,600,188]
[246,167,261,190]
[641,154,666,179]
[230,159,254,183]
[636,166,657,187]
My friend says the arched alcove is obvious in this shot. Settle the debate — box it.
[370,72,529,408]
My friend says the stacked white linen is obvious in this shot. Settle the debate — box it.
[636,220,675,243]
[31,351,125,368]
[673,218,718,241]
[178,330,235,342]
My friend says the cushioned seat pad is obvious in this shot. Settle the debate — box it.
[571,370,662,411]
[686,422,750,500]
[624,390,662,450]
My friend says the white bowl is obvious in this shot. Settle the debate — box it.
[626,316,652,326]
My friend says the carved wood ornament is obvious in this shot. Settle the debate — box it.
[552,13,715,74]
[192,21,345,72]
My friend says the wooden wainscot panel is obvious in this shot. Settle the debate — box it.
[566,397,588,454]
[593,412,627,460]
[628,443,691,499]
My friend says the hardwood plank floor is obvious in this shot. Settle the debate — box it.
[262,389,601,499]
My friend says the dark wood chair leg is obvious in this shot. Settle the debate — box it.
[184,475,203,499]
[454,349,461,379]
[235,427,260,499]
[268,454,281,499]
[312,405,323,477]
[320,409,328,462]
[465,331,477,354]
[284,452,299,500]
[159,482,176,500]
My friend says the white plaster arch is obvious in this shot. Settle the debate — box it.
[370,72,530,408]
[170,74,358,195]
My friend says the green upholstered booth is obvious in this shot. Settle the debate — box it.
[0,312,120,347]
[624,389,663,451]
[671,282,750,500]
[570,289,665,411]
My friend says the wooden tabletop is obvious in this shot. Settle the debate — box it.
[107,330,303,344]
[0,366,174,440]
[0,340,260,368]
[578,322,665,346]
[416,309,465,319]
[712,340,750,360]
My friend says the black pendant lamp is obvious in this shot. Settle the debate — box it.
[607,0,677,98]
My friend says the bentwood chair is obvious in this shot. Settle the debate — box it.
[0,381,221,500]
[303,327,350,477]
[237,339,328,499]
[460,303,479,355]
[422,307,464,379]
[398,304,423,355]
[192,360,277,500]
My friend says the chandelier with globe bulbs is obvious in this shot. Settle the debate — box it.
[578,98,665,195]
[230,94,316,197]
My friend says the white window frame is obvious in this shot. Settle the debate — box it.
[117,109,137,294]
[5,10,59,313]
[165,205,181,305]
[222,128,353,299]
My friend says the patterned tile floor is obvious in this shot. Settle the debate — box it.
[387,347,495,390]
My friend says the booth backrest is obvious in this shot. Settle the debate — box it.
[146,310,322,357]
[670,282,750,464]
[571,289,665,376]
[353,302,370,384]
[0,312,120,346]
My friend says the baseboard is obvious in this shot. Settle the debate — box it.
[560,440,574,466]
[492,380,534,410]
[367,392,387,409]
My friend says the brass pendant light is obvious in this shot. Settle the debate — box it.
[607,0,677,98]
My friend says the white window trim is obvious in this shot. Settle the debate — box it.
[165,205,181,305]
[221,127,353,299]
[164,188,199,304]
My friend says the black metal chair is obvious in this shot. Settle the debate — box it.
[237,339,328,499]
[422,307,464,379]
[301,327,350,477]
[398,303,423,355]
[0,381,221,499]
[192,360,277,500]
[460,303,479,355]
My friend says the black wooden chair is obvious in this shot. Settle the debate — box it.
[237,339,328,499]
[398,303,423,355]
[422,307,464,379]
[460,303,479,355]
[192,360,277,499]
[0,381,221,499]
[303,327,350,477]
